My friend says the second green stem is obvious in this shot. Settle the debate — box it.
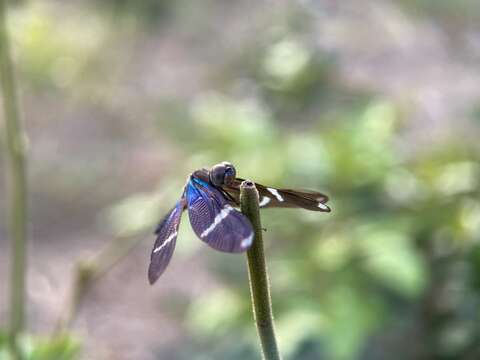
[0,0,28,352]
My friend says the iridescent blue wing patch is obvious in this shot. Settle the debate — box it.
[186,177,253,253]
[148,198,186,284]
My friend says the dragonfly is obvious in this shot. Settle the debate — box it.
[148,161,331,284]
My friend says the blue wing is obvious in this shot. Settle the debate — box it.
[186,177,253,253]
[148,198,186,284]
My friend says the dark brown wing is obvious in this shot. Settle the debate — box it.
[224,178,331,212]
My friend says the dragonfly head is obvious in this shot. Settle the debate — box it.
[209,161,236,187]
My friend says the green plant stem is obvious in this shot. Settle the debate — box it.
[0,0,28,353]
[240,181,281,360]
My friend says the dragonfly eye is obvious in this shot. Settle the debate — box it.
[223,165,236,185]
[209,163,227,186]
[209,162,237,186]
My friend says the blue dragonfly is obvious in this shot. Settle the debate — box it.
[148,161,331,284]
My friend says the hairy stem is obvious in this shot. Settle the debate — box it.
[240,181,281,360]
[0,0,28,354]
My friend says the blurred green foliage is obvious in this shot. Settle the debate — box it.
[0,331,80,360]
[9,3,106,90]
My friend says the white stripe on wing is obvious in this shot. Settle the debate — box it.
[153,231,177,253]
[267,188,284,202]
[259,196,271,207]
[240,232,254,248]
[318,202,329,211]
[200,205,234,238]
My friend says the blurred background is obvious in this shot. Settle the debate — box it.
[1,0,480,359]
